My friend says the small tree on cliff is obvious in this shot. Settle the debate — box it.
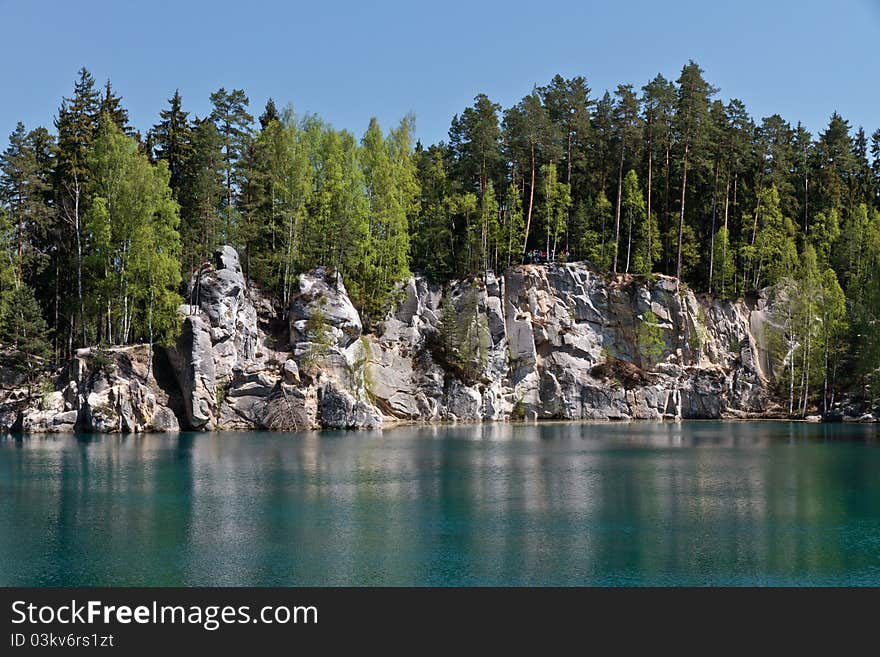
[635,309,665,370]
[301,303,334,374]
[440,286,490,380]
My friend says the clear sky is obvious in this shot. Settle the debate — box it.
[2,0,879,147]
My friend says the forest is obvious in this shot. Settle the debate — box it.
[1,61,879,414]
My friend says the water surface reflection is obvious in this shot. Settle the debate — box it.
[1,421,878,585]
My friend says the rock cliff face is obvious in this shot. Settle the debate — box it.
[360,265,772,423]
[1,246,784,433]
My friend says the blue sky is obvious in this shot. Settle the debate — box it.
[2,0,879,146]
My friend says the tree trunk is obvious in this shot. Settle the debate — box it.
[721,176,730,295]
[708,159,720,293]
[147,287,154,380]
[612,145,624,272]
[789,325,795,417]
[822,333,829,416]
[625,209,633,274]
[565,130,572,252]
[74,176,85,347]
[646,148,653,272]
[521,144,536,261]
[54,253,59,360]
[800,308,812,417]
[566,131,572,185]
[803,152,809,235]
[664,140,671,272]
[676,140,690,285]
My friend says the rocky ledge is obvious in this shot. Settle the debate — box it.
[1,245,842,433]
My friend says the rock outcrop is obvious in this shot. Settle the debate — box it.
[4,347,180,433]
[167,246,310,431]
[2,246,793,433]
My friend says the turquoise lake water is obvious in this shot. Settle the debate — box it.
[1,421,879,586]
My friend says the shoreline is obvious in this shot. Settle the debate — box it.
[4,414,878,437]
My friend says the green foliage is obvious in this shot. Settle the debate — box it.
[475,180,500,272]
[178,118,225,276]
[89,345,116,377]
[635,309,665,369]
[539,162,571,258]
[356,116,416,316]
[580,191,613,269]
[688,306,709,358]
[412,144,455,279]
[302,305,333,369]
[149,89,192,197]
[510,398,526,421]
[439,285,490,381]
[344,336,375,402]
[209,87,254,244]
[709,226,736,297]
[767,245,849,415]
[0,122,54,287]
[215,379,231,407]
[85,119,182,346]
[449,94,503,196]
[0,284,52,380]
[499,182,525,269]
[38,377,56,410]
[620,169,649,274]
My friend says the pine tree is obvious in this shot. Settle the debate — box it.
[449,94,503,196]
[641,74,676,274]
[539,75,592,189]
[619,169,648,274]
[0,284,52,393]
[814,113,855,228]
[179,118,225,277]
[500,181,524,269]
[870,128,880,205]
[150,90,192,197]
[589,190,613,270]
[54,67,100,349]
[412,144,455,279]
[0,210,17,317]
[209,88,254,244]
[673,61,716,284]
[259,98,280,131]
[0,123,54,285]
[450,191,477,273]
[98,79,132,136]
[503,91,559,259]
[589,91,615,195]
[793,122,813,234]
[236,135,269,282]
[611,84,642,272]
